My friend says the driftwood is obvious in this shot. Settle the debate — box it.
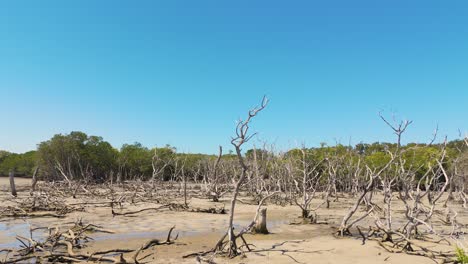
[0,194,83,219]
[183,191,278,259]
[0,211,66,219]
[2,221,178,264]
[111,202,226,217]
[111,204,169,216]
[132,226,178,263]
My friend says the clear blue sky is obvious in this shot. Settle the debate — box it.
[1,1,467,154]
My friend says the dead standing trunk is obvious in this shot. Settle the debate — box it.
[183,170,188,207]
[224,96,269,257]
[338,156,395,236]
[210,146,223,202]
[30,167,39,195]
[252,208,269,234]
[9,171,17,197]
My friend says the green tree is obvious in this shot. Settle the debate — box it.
[118,143,152,181]
[0,151,37,176]
[37,131,118,182]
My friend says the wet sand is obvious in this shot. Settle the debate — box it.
[0,178,465,263]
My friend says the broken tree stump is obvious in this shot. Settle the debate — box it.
[252,208,269,234]
[30,167,39,195]
[9,170,17,197]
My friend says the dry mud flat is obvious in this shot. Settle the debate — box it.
[0,178,465,264]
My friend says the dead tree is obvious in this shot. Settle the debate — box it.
[218,96,269,257]
[269,150,290,197]
[453,153,468,208]
[324,156,339,208]
[171,156,182,187]
[379,111,413,149]
[9,170,17,197]
[373,113,412,233]
[54,159,73,188]
[249,146,263,201]
[207,146,224,202]
[350,157,362,197]
[181,158,188,207]
[184,192,277,260]
[252,208,269,234]
[446,135,468,208]
[398,143,451,239]
[151,149,168,188]
[338,155,395,236]
[364,141,459,263]
[30,167,39,196]
[292,148,324,221]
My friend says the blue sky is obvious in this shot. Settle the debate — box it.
[1,1,467,154]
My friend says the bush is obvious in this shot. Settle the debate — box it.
[456,247,468,264]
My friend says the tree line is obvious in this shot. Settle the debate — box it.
[1,131,467,185]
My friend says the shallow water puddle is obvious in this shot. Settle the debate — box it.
[0,214,292,250]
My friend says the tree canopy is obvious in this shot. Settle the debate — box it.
[0,131,466,185]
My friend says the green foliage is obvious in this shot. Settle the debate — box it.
[365,151,391,169]
[356,142,397,155]
[118,142,152,179]
[447,139,468,152]
[309,144,351,161]
[401,145,441,177]
[37,131,118,182]
[0,150,11,161]
[246,148,272,161]
[456,247,468,264]
[0,151,37,176]
[0,131,466,184]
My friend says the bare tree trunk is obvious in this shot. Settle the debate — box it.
[183,172,188,207]
[117,171,121,184]
[443,175,454,207]
[9,171,17,197]
[30,167,39,195]
[227,164,247,256]
[109,170,114,185]
[224,96,268,257]
[55,160,72,188]
[252,208,269,234]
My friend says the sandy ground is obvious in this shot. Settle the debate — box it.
[0,177,466,263]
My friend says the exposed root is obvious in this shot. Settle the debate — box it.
[1,220,178,264]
